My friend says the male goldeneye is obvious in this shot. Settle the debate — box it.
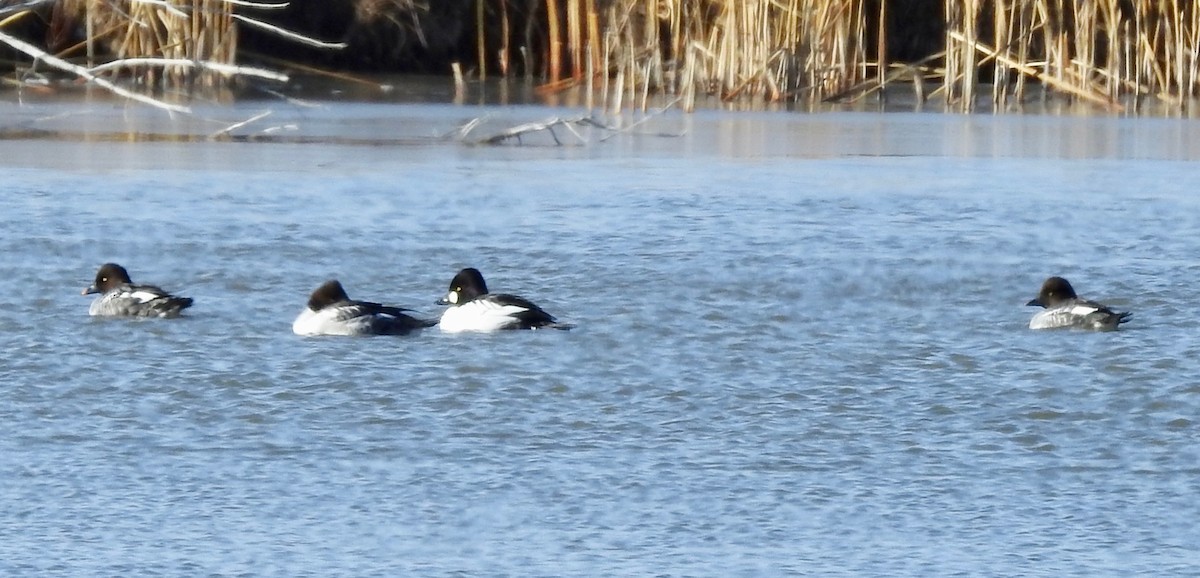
[437,267,569,332]
[82,262,193,318]
[1026,276,1131,331]
[292,279,435,336]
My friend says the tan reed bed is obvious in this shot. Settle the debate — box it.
[0,0,344,113]
[524,0,871,112]
[942,0,1200,112]
[51,0,238,87]
[7,0,1198,114]
[517,0,1196,113]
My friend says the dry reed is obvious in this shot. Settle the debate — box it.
[5,0,1199,113]
[942,0,1200,112]
[2,0,337,91]
[521,0,1199,113]
[52,0,240,86]
[523,0,873,110]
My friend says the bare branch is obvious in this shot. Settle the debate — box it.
[0,0,54,18]
[209,110,274,139]
[218,0,289,8]
[0,30,191,114]
[232,14,347,50]
[463,99,680,146]
[88,58,289,82]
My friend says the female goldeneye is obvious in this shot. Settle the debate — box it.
[1026,276,1131,331]
[437,267,570,332]
[82,262,193,318]
[292,279,435,336]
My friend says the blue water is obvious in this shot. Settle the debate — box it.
[1,104,1199,576]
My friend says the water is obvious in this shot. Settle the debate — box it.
[1,102,1199,576]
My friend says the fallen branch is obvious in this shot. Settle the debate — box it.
[232,14,347,50]
[445,116,487,141]
[462,98,681,146]
[219,0,290,8]
[823,53,943,104]
[0,0,54,18]
[0,29,190,114]
[471,116,611,145]
[209,110,273,139]
[88,58,289,82]
[948,31,1122,112]
[598,96,681,142]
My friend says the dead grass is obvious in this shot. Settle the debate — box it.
[4,1,1198,113]
[528,0,1198,113]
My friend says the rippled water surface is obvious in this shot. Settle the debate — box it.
[2,102,1199,576]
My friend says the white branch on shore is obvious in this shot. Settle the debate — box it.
[446,116,486,141]
[0,30,191,114]
[88,58,289,82]
[232,14,348,50]
[219,0,289,8]
[209,110,273,139]
[459,99,681,146]
[0,0,54,17]
[599,97,681,142]
[461,116,613,145]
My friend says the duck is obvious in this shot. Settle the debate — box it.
[293,279,434,336]
[1026,276,1131,331]
[82,263,193,318]
[437,267,570,332]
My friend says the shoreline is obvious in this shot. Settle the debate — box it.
[2,2,1198,114]
[2,91,1198,169]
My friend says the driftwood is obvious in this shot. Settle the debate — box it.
[0,0,54,17]
[470,116,610,145]
[0,21,299,138]
[0,0,341,125]
[231,14,348,50]
[208,110,274,139]
[88,58,289,83]
[0,29,192,114]
[457,97,682,146]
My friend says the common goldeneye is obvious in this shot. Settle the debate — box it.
[292,279,435,336]
[437,267,570,332]
[1026,276,1131,331]
[82,262,193,318]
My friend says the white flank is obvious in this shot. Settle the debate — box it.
[292,307,372,336]
[1068,304,1099,316]
[1029,305,1116,331]
[129,290,163,303]
[439,300,529,333]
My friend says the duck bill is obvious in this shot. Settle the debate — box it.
[82,285,98,295]
[1025,298,1043,307]
[435,298,450,305]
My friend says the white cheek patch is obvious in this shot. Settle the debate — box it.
[1069,304,1099,316]
[447,291,458,304]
